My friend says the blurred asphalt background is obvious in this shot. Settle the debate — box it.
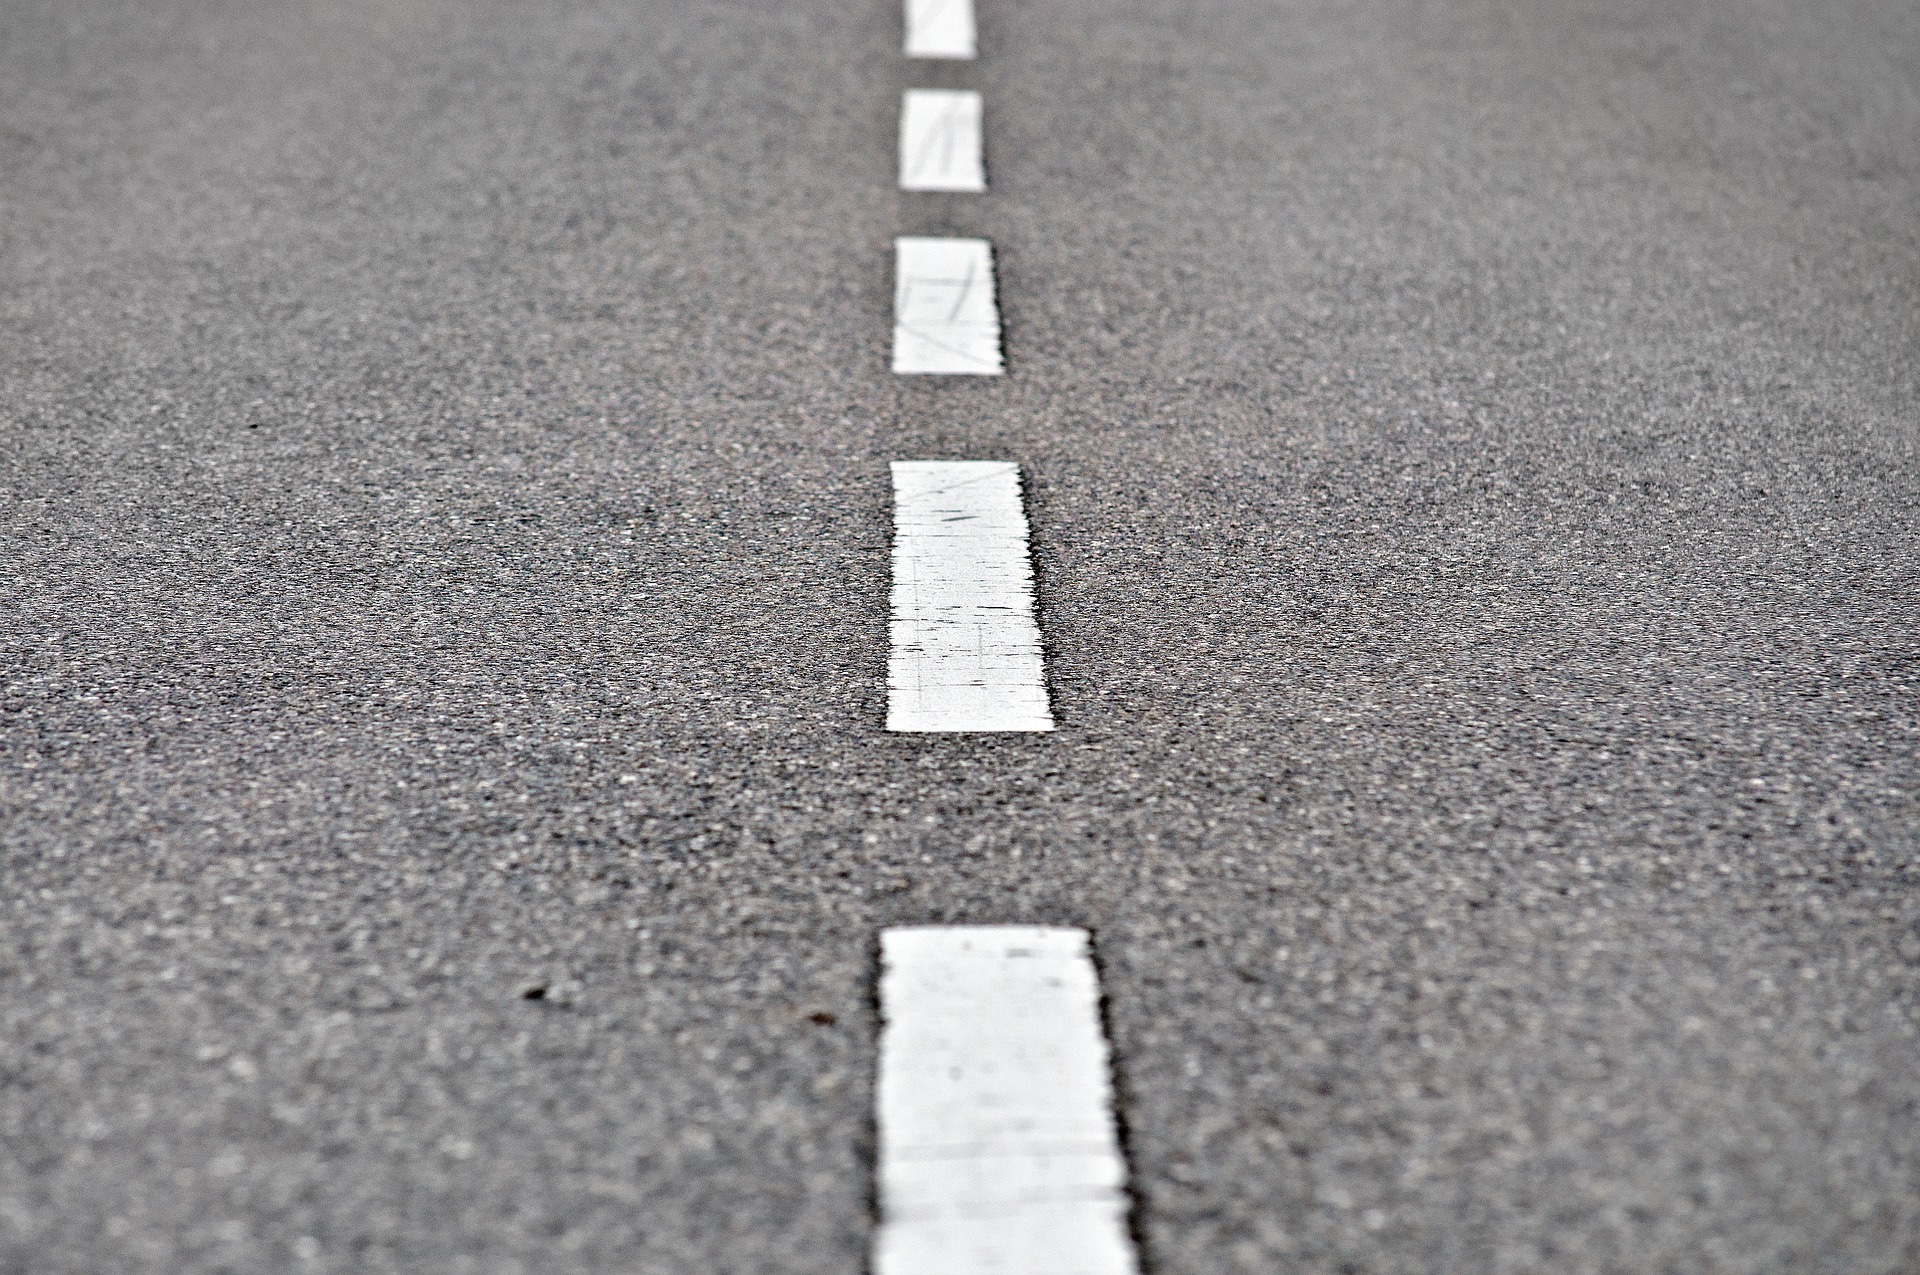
[2,0,1918,1270]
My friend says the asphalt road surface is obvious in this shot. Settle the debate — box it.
[4,0,1918,1271]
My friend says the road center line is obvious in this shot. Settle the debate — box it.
[887,461,1052,733]
[904,0,977,60]
[900,89,986,193]
[892,236,1003,376]
[873,927,1139,1275]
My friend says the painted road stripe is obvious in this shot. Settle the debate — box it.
[900,89,986,193]
[887,462,1052,733]
[904,0,976,59]
[893,237,1003,376]
[874,927,1138,1275]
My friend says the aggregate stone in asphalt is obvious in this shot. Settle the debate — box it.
[2,0,1917,1271]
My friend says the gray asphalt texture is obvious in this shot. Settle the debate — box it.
[3,0,1918,1271]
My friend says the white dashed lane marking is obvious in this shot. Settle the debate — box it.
[873,927,1139,1275]
[900,89,986,193]
[904,0,977,60]
[892,236,1003,376]
[887,462,1052,733]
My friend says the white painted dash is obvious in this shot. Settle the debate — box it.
[888,462,1052,733]
[893,237,1003,376]
[874,927,1139,1275]
[904,0,976,59]
[900,89,986,193]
